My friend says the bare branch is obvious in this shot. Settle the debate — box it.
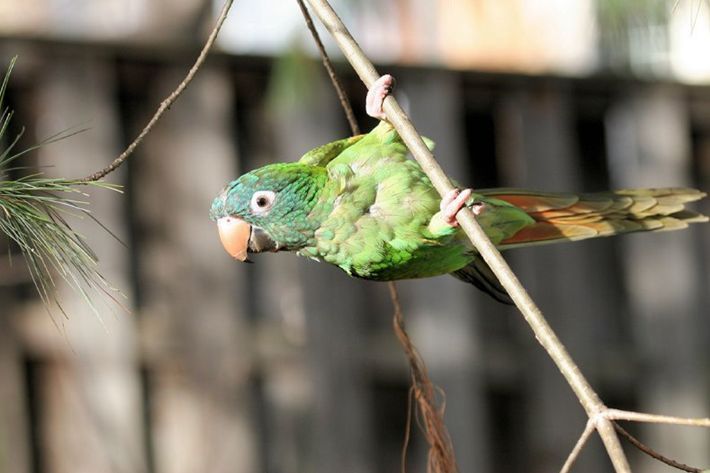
[560,420,596,473]
[607,409,710,428]
[561,410,710,473]
[79,0,235,183]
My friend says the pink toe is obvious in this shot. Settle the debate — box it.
[458,190,472,211]
[377,74,394,88]
[366,74,395,120]
[470,202,485,216]
[442,188,473,225]
[440,189,460,211]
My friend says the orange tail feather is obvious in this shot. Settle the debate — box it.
[479,187,708,249]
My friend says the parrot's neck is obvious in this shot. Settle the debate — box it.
[283,180,342,256]
[259,168,331,251]
[298,184,338,247]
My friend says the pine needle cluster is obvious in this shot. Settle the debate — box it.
[0,57,121,316]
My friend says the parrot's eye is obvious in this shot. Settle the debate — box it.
[250,190,276,215]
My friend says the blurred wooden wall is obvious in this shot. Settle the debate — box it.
[0,40,708,473]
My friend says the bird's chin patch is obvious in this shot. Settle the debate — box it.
[248,226,280,254]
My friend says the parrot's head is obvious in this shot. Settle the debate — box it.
[210,163,326,261]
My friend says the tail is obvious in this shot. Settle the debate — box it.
[450,187,706,305]
[480,187,707,249]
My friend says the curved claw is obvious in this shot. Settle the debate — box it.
[366,74,395,121]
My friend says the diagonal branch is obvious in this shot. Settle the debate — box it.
[79,0,235,183]
[560,420,596,473]
[301,0,631,471]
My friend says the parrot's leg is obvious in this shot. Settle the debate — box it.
[441,188,482,226]
[366,74,395,121]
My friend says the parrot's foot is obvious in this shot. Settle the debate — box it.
[441,188,482,226]
[366,74,395,121]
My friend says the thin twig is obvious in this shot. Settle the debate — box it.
[607,409,710,428]
[613,423,704,473]
[560,420,596,473]
[295,0,360,135]
[302,0,631,471]
[79,0,235,183]
[295,2,457,470]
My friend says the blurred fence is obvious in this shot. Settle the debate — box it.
[0,38,708,473]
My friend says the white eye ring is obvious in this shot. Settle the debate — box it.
[250,190,276,215]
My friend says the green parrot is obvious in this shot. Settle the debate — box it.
[210,76,708,303]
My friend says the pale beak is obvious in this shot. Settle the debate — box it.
[217,216,251,261]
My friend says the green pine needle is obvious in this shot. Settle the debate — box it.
[0,56,124,317]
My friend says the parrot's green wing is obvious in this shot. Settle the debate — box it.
[298,135,365,167]
[323,121,434,169]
